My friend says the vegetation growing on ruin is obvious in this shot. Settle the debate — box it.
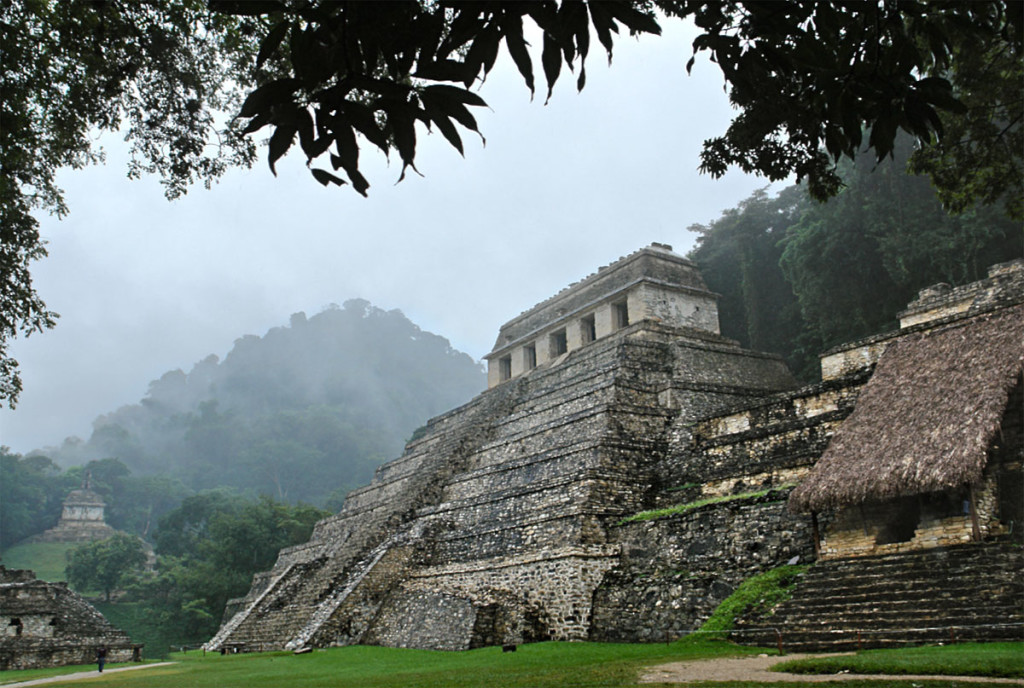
[618,485,794,525]
[693,564,810,641]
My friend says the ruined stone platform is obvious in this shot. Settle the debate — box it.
[0,567,136,671]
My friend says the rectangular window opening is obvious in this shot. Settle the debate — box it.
[524,343,537,370]
[499,355,512,381]
[613,300,630,330]
[550,329,568,356]
[581,314,596,344]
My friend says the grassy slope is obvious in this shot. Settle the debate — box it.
[0,541,77,582]
[2,641,1019,688]
[93,601,196,661]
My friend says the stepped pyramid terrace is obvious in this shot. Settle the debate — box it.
[209,248,1023,652]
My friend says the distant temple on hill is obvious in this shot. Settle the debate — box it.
[208,246,1022,653]
[27,474,118,544]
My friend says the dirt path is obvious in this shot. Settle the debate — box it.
[640,654,1024,684]
[0,662,177,687]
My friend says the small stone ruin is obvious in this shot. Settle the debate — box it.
[0,566,137,670]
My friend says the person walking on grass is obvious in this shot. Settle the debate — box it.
[97,646,107,673]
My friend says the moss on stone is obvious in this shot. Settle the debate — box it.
[696,563,809,640]
[618,485,795,525]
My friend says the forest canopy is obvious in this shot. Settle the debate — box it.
[2,1,1021,406]
[688,133,1021,381]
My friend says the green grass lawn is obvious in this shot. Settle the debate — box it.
[0,541,78,582]
[93,601,200,660]
[0,662,140,685]
[2,640,1019,688]
[773,642,1024,678]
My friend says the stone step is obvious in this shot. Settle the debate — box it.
[791,560,1021,592]
[751,607,1021,629]
[791,572,1021,594]
[815,547,1022,575]
[767,596,1023,616]
[744,599,1022,623]
[786,585,1021,609]
[733,543,1023,652]
[797,565,1023,588]
[820,550,1022,569]
[805,555,1022,579]
[821,550,1020,570]
[777,586,1023,611]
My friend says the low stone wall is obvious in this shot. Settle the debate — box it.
[1,641,133,672]
[365,591,479,651]
[393,546,620,645]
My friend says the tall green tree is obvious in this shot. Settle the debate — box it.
[780,133,1021,352]
[688,186,807,358]
[220,1,1020,201]
[690,132,1020,381]
[136,492,328,642]
[65,532,148,601]
[909,18,1023,219]
[0,449,74,549]
[1,0,258,406]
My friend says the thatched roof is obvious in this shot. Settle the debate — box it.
[789,304,1023,513]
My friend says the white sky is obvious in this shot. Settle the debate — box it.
[2,20,783,455]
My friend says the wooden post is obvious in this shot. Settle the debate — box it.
[811,512,821,558]
[968,484,982,541]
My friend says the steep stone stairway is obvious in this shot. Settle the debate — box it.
[733,541,1023,651]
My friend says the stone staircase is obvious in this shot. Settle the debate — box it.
[733,541,1024,651]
